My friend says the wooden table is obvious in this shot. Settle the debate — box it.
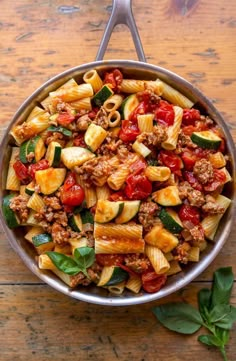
[0,1,235,360]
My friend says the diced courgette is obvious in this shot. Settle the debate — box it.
[94,200,124,223]
[2,194,20,228]
[152,186,182,206]
[98,266,129,286]
[159,208,183,234]
[68,214,83,232]
[92,85,113,107]
[191,131,222,150]
[32,233,53,247]
[61,146,95,169]
[115,200,140,224]
[45,141,62,167]
[35,168,66,195]
[84,123,107,152]
[120,94,139,120]
[19,135,46,163]
[25,181,35,195]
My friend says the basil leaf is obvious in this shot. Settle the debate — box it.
[198,334,222,347]
[211,267,234,308]
[74,247,95,277]
[198,288,211,320]
[209,305,236,330]
[47,251,80,275]
[153,303,203,334]
[47,125,72,137]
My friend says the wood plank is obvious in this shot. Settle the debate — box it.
[0,283,235,361]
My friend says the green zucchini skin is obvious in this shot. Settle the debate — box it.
[159,208,183,234]
[68,214,82,232]
[92,85,113,107]
[32,233,52,246]
[191,131,221,150]
[2,194,20,229]
[105,267,129,286]
[120,94,139,120]
[47,125,72,137]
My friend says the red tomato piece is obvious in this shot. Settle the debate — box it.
[88,108,99,120]
[13,161,29,181]
[204,169,226,192]
[119,120,140,142]
[96,254,125,267]
[124,174,152,200]
[57,112,75,126]
[159,150,183,175]
[109,191,127,202]
[118,264,138,277]
[179,204,201,225]
[104,69,123,91]
[129,158,147,175]
[129,101,147,123]
[73,134,86,147]
[61,184,85,206]
[183,171,203,191]
[181,150,198,171]
[155,100,175,126]
[63,172,76,191]
[63,204,74,213]
[182,109,201,126]
[182,122,208,136]
[141,272,167,293]
[28,159,49,179]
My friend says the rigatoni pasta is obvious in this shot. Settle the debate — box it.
[2,68,232,296]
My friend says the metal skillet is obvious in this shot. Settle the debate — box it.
[0,0,235,306]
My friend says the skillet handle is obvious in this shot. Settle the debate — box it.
[96,0,146,62]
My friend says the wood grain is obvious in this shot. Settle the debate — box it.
[0,0,236,360]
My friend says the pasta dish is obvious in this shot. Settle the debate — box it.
[2,68,232,295]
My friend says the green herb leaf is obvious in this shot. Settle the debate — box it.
[209,305,236,330]
[198,288,211,320]
[215,327,230,345]
[74,247,95,277]
[211,267,234,308]
[152,303,203,334]
[47,251,80,275]
[198,334,222,347]
[47,125,72,137]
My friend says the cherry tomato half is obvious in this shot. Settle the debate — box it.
[155,100,175,126]
[57,112,75,126]
[178,204,201,226]
[129,158,147,175]
[181,150,198,171]
[28,159,49,179]
[64,172,76,191]
[124,174,152,200]
[61,184,85,206]
[183,171,203,191]
[182,108,201,126]
[141,272,167,293]
[104,69,123,91]
[159,150,183,175]
[204,169,226,192]
[13,160,29,181]
[96,254,125,267]
[129,101,147,123]
[119,120,140,143]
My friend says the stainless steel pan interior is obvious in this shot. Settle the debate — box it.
[0,0,235,306]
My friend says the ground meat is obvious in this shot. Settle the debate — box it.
[45,132,66,147]
[136,125,167,148]
[97,136,124,156]
[173,241,191,264]
[189,225,205,246]
[9,195,29,223]
[137,89,160,106]
[76,114,91,131]
[178,181,193,199]
[70,272,87,288]
[202,194,225,214]
[93,107,109,129]
[124,254,151,274]
[88,262,102,283]
[193,159,214,184]
[75,156,113,186]
[43,196,62,210]
[51,222,70,245]
[187,189,205,207]
[178,181,205,207]
[177,132,197,150]
[53,211,68,227]
[138,201,159,231]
